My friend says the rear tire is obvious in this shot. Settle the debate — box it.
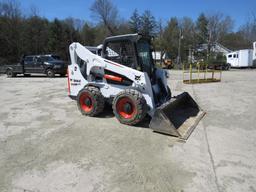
[46,69,55,77]
[226,64,231,70]
[6,69,15,78]
[113,89,147,125]
[77,86,105,116]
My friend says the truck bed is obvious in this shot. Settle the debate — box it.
[0,64,23,74]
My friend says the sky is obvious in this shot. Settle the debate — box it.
[20,0,256,31]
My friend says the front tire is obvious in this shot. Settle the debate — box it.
[46,69,55,77]
[113,89,147,125]
[77,86,105,116]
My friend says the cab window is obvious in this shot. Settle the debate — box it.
[24,56,33,62]
[105,40,136,68]
[35,57,42,64]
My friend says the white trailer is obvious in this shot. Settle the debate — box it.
[226,42,256,68]
[226,49,253,68]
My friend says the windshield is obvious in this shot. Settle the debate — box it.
[52,55,61,60]
[137,40,154,77]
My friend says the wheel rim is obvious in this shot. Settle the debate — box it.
[48,71,52,76]
[79,93,93,112]
[116,97,136,119]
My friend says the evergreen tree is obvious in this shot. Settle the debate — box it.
[81,23,96,46]
[129,9,141,33]
[48,19,63,55]
[196,13,208,44]
[140,10,157,36]
[162,17,179,60]
[22,16,49,55]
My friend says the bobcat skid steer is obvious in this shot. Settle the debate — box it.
[68,34,205,140]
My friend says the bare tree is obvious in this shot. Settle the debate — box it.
[207,13,234,44]
[204,13,234,58]
[29,5,40,17]
[0,0,21,18]
[90,0,118,35]
[239,12,256,43]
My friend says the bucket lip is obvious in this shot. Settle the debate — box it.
[149,109,206,140]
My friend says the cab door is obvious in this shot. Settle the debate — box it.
[233,53,239,67]
[23,56,34,73]
[34,56,45,73]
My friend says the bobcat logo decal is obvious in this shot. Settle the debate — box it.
[135,75,141,81]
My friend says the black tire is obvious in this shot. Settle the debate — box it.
[226,64,231,70]
[77,86,105,117]
[112,89,147,125]
[46,69,55,77]
[167,64,172,69]
[6,69,15,78]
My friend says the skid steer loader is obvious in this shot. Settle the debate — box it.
[68,34,205,139]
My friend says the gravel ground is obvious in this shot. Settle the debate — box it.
[0,70,255,192]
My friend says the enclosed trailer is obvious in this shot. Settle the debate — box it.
[226,49,253,68]
[227,42,256,68]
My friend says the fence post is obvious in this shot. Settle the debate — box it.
[182,64,185,82]
[220,69,222,82]
[189,64,192,83]
[204,63,207,80]
[197,63,200,83]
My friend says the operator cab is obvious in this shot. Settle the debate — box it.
[102,33,155,78]
[102,34,169,105]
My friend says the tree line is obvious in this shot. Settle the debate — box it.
[0,0,255,65]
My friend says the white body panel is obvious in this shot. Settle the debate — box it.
[68,43,169,116]
[226,49,253,68]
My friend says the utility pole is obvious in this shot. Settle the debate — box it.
[177,29,183,69]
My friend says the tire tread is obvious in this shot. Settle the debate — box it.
[113,89,147,125]
[77,86,105,116]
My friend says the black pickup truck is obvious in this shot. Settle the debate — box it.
[0,55,67,77]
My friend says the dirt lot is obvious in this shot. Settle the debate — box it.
[0,70,256,192]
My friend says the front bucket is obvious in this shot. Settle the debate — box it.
[149,92,205,140]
